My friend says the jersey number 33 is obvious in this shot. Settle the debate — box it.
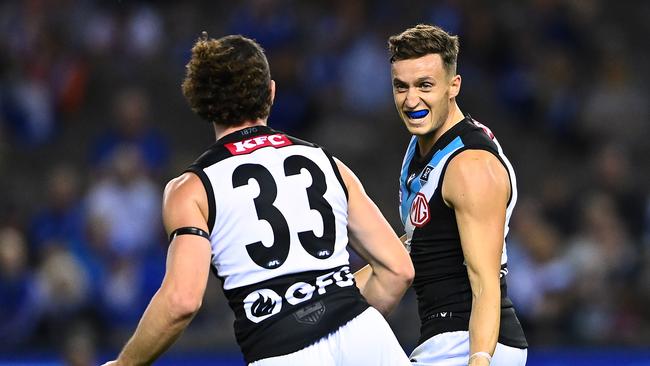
[232,155,336,269]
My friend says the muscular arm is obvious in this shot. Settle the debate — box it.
[336,159,414,316]
[110,173,212,366]
[442,150,510,366]
[354,234,408,290]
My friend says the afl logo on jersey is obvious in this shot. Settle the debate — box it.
[244,289,283,323]
[410,193,430,227]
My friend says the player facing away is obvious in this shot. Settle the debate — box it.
[101,33,414,366]
[389,24,528,365]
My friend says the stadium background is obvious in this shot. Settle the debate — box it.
[1,0,649,365]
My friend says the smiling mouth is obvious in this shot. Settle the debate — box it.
[405,110,429,119]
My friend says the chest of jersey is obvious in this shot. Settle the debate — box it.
[399,136,465,249]
[399,120,516,264]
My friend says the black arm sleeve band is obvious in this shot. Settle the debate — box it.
[169,226,210,242]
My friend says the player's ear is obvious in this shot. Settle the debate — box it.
[449,74,461,99]
[269,80,276,105]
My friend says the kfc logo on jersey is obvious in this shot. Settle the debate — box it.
[410,193,430,227]
[225,134,292,155]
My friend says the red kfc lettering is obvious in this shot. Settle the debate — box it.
[225,134,293,155]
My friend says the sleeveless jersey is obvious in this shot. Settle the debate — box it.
[187,125,369,363]
[399,116,527,349]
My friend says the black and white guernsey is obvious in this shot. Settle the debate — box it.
[187,125,368,363]
[399,116,528,349]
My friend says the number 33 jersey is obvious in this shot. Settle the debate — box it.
[186,125,368,363]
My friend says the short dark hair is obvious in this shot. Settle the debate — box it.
[182,34,272,126]
[388,24,459,75]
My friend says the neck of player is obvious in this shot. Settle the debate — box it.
[417,103,464,156]
[214,119,268,140]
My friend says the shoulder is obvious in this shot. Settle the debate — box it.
[162,172,210,230]
[459,120,499,152]
[442,149,509,208]
[163,172,205,205]
[191,146,230,169]
[284,133,320,148]
[447,149,502,175]
[333,158,362,190]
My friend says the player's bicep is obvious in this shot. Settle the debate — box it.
[442,151,508,278]
[160,174,212,302]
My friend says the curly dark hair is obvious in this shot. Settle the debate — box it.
[182,34,272,126]
[388,24,459,75]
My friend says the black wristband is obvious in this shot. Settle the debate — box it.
[169,226,210,242]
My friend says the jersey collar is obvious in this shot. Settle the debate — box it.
[216,125,279,146]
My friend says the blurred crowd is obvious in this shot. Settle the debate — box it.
[1,0,649,362]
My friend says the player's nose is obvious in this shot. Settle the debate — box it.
[404,88,420,108]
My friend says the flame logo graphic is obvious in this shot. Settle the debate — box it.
[251,293,276,317]
[243,288,282,323]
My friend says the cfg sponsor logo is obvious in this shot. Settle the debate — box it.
[243,266,354,323]
[225,134,292,155]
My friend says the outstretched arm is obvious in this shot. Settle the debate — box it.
[336,159,414,316]
[105,173,212,366]
[442,150,510,366]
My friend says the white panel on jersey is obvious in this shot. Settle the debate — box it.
[204,144,350,290]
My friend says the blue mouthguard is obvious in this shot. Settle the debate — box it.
[405,110,429,119]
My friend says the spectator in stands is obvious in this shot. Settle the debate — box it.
[0,226,42,350]
[29,164,86,251]
[90,87,169,176]
[86,145,162,257]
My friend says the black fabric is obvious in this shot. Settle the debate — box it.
[184,125,364,361]
[408,117,528,349]
[323,149,349,200]
[168,226,210,242]
[416,270,527,349]
[224,265,369,363]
